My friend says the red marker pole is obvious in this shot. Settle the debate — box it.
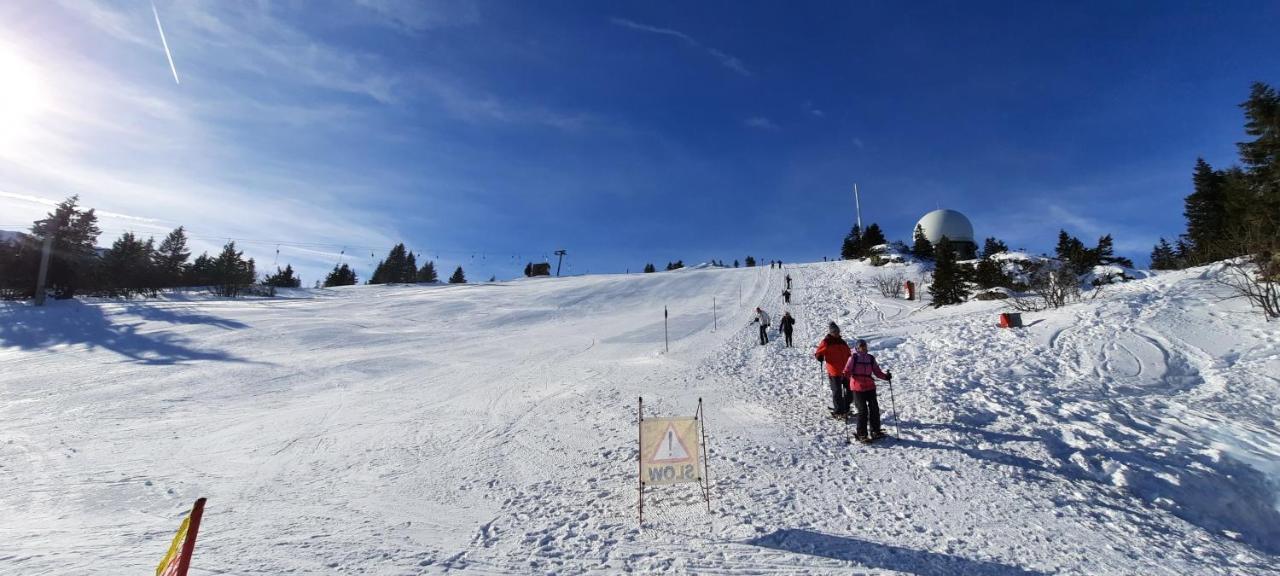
[175,498,206,576]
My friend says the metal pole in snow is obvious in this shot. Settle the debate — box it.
[713,297,717,332]
[638,397,644,525]
[664,306,669,353]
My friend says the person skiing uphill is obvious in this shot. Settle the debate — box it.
[814,322,852,417]
[785,274,792,290]
[843,339,892,443]
[779,311,795,347]
[752,307,771,345]
[782,289,791,304]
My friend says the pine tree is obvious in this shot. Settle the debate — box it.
[911,224,934,260]
[418,260,438,283]
[154,226,190,288]
[1055,230,1090,274]
[1175,237,1193,268]
[98,232,156,298]
[1238,83,1280,214]
[928,236,970,307]
[188,253,214,286]
[1234,82,1280,269]
[862,223,887,252]
[524,262,533,277]
[324,263,358,287]
[841,224,862,259]
[448,266,466,284]
[264,264,302,288]
[404,252,418,283]
[1092,234,1134,268]
[745,256,756,267]
[210,241,256,297]
[29,196,101,299]
[0,232,37,299]
[643,263,656,273]
[1183,158,1230,263]
[981,237,1009,258]
[1150,238,1178,270]
[973,257,1011,289]
[733,260,739,268]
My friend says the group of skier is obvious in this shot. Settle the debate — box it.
[751,270,893,444]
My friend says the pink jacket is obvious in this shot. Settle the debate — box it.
[843,351,888,392]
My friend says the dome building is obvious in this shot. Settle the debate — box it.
[914,209,977,259]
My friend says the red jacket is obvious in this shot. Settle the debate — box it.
[843,352,888,391]
[814,335,851,377]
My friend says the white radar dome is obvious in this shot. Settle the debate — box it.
[914,209,974,245]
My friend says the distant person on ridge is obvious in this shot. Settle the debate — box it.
[752,307,771,345]
[782,289,792,304]
[843,339,892,443]
[814,322,852,417]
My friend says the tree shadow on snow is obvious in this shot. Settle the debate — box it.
[746,529,1049,576]
[0,300,255,365]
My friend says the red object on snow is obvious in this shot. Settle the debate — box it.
[999,313,1023,328]
[904,280,916,301]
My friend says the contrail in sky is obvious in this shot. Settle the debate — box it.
[151,1,180,84]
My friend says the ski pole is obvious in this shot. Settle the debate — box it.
[886,370,900,437]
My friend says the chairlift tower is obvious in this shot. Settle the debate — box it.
[554,249,567,277]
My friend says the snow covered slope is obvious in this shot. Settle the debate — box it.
[1,261,1277,574]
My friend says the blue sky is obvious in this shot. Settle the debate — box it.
[1,1,1277,284]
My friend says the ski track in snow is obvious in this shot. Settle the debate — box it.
[0,261,1278,574]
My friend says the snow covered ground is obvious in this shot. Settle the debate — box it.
[1,260,1278,574]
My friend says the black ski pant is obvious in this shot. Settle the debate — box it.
[782,327,793,347]
[828,375,851,414]
[852,389,882,437]
[758,324,769,345]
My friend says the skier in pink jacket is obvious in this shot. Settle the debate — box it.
[842,339,892,443]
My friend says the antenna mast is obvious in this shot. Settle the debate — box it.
[854,183,863,231]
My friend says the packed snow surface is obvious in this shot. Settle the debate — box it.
[2,260,1278,574]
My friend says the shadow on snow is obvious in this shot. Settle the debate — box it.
[0,300,254,365]
[746,529,1049,576]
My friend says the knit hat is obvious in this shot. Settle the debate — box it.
[828,322,840,334]
[856,339,868,349]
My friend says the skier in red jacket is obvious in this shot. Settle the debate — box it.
[842,339,892,443]
[814,322,852,417]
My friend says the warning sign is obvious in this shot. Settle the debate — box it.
[640,417,701,486]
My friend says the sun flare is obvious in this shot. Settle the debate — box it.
[0,42,48,152]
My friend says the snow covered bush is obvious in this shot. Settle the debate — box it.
[1084,264,1134,287]
[1010,264,1081,311]
[873,271,905,298]
[1214,259,1280,320]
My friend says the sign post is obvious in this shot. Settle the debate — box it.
[637,397,712,524]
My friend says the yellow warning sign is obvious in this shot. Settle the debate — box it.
[640,417,701,485]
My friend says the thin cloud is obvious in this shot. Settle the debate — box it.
[352,0,481,34]
[610,17,751,77]
[745,116,779,130]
